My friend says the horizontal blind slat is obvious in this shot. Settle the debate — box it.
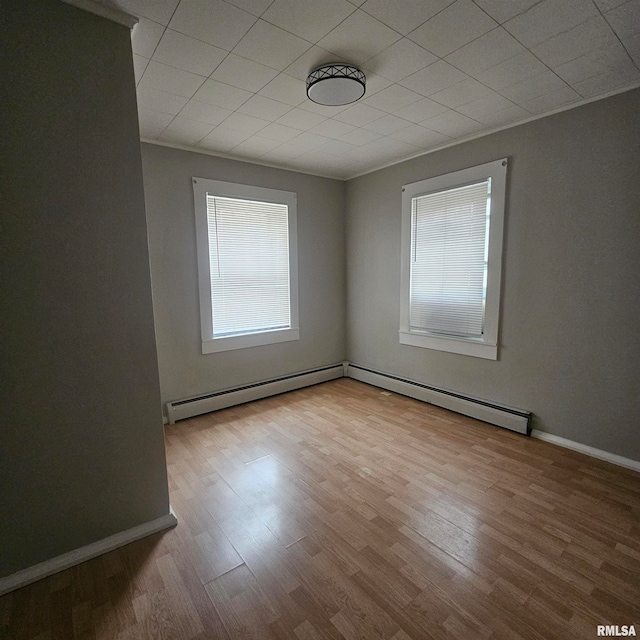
[410,180,490,338]
[207,194,291,337]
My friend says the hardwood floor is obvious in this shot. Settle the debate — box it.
[2,378,639,639]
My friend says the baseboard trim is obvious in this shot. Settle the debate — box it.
[346,363,531,435]
[165,363,345,424]
[0,509,178,596]
[531,430,640,472]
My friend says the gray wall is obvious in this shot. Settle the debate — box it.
[346,89,640,460]
[1,1,171,577]
[141,144,346,405]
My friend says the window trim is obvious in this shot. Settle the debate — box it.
[193,177,299,354]
[399,158,507,360]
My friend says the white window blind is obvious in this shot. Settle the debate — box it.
[400,159,506,359]
[207,195,290,338]
[410,180,491,338]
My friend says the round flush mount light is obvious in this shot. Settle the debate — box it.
[306,64,366,106]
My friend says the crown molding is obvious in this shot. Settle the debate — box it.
[60,0,138,28]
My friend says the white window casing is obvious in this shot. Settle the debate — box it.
[193,178,299,354]
[400,159,507,360]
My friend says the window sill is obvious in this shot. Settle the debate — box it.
[202,327,299,354]
[399,330,497,360]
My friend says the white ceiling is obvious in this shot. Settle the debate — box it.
[116,0,640,179]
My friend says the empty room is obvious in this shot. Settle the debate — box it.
[2,0,639,638]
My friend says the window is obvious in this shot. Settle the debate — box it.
[400,159,507,359]
[193,178,299,354]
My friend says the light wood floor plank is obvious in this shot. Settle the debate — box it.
[2,379,639,639]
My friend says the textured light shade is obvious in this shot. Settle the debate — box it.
[306,64,366,106]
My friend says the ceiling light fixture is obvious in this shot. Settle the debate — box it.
[306,63,366,106]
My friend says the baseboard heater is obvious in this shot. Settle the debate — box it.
[346,363,531,436]
[165,363,345,424]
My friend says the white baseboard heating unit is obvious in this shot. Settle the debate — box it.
[165,363,344,424]
[346,363,532,436]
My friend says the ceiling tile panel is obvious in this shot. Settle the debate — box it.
[211,54,278,92]
[346,143,387,163]
[137,86,189,115]
[445,27,526,75]
[500,70,568,104]
[262,0,355,42]
[309,156,362,179]
[593,0,629,9]
[288,131,332,149]
[257,123,303,142]
[338,127,382,145]
[192,79,253,110]
[503,0,599,48]
[168,0,256,50]
[605,1,640,65]
[232,20,312,71]
[258,74,307,107]
[520,86,582,113]
[139,61,206,97]
[456,93,520,120]
[222,112,270,135]
[532,16,619,68]
[316,139,358,156]
[138,108,173,138]
[262,143,307,160]
[394,97,449,123]
[133,54,150,84]
[470,104,531,127]
[179,100,233,125]
[408,0,498,57]
[475,51,549,90]
[356,138,421,161]
[363,84,424,112]
[363,114,413,135]
[283,46,336,81]
[308,119,357,138]
[199,126,251,151]
[317,10,402,65]
[231,136,282,156]
[360,72,394,98]
[399,60,469,96]
[471,0,541,24]
[390,124,452,147]
[292,154,340,176]
[152,29,226,76]
[422,110,484,137]
[274,137,320,158]
[333,103,387,126]
[573,66,640,97]
[159,117,214,144]
[554,42,636,85]
[223,0,274,17]
[363,39,437,82]
[237,95,293,120]
[429,78,496,108]
[275,108,328,130]
[360,0,454,35]
[299,100,351,116]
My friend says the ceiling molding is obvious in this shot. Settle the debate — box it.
[61,0,138,29]
[139,139,341,182]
